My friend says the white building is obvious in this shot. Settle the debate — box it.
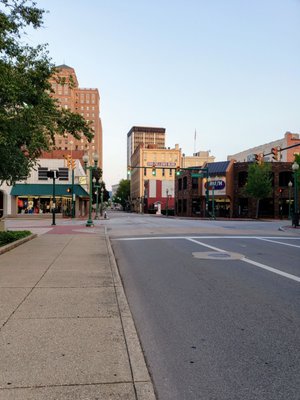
[0,158,89,217]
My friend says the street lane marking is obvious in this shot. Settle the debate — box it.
[113,236,300,241]
[242,258,300,283]
[186,238,300,283]
[258,238,300,248]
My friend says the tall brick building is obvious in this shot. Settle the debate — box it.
[49,65,103,169]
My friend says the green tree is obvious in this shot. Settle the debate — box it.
[114,179,130,210]
[244,162,273,218]
[0,0,93,184]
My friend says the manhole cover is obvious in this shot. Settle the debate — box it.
[193,251,244,260]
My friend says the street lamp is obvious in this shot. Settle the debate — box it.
[83,152,99,227]
[166,188,169,217]
[100,187,104,216]
[93,177,100,220]
[288,181,293,220]
[292,161,299,227]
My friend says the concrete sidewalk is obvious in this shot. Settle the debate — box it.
[0,228,156,399]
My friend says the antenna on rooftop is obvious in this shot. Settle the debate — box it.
[194,129,197,155]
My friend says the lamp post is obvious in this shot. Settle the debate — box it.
[100,187,104,216]
[288,181,293,220]
[292,161,299,227]
[83,152,99,227]
[93,177,100,220]
[166,188,169,217]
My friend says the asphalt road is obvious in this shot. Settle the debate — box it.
[109,213,300,400]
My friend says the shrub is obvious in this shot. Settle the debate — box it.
[0,231,32,246]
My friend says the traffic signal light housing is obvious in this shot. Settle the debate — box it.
[127,166,131,176]
[176,166,181,176]
[152,165,156,176]
[271,147,278,161]
[254,153,263,164]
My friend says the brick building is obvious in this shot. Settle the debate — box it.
[175,161,298,219]
[49,65,103,169]
[175,161,235,218]
[233,162,296,219]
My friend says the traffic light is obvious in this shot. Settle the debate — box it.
[254,154,263,164]
[278,188,283,194]
[64,154,72,168]
[152,165,156,176]
[176,166,181,176]
[271,147,278,161]
[66,187,72,193]
[271,147,281,161]
[127,166,131,176]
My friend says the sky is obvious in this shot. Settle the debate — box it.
[27,0,300,189]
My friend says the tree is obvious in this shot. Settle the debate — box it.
[0,0,93,184]
[114,179,130,210]
[244,162,273,218]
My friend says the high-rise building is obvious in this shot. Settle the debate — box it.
[127,126,165,167]
[49,65,103,169]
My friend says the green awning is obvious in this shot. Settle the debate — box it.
[10,184,89,197]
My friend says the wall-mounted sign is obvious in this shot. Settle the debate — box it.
[204,180,226,190]
[147,162,176,167]
[79,176,87,185]
[203,178,226,195]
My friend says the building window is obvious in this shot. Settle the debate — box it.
[183,199,187,213]
[238,171,248,187]
[183,177,187,190]
[58,168,69,181]
[38,167,48,180]
[178,199,182,213]
[178,179,182,191]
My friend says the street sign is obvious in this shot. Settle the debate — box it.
[191,173,203,178]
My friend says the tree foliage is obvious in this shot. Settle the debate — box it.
[244,162,273,218]
[114,179,130,209]
[0,0,93,184]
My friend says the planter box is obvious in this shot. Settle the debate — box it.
[0,219,5,232]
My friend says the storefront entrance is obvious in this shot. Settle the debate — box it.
[17,196,72,216]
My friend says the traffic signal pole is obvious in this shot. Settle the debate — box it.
[71,168,75,218]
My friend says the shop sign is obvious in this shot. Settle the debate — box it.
[205,180,226,190]
[147,162,176,167]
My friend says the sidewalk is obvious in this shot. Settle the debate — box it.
[0,228,156,399]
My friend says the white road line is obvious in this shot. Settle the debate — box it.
[186,238,300,283]
[258,238,300,248]
[187,238,226,252]
[113,236,300,241]
[242,258,300,283]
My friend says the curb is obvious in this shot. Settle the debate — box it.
[105,234,157,400]
[0,233,37,255]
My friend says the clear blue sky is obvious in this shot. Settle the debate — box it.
[29,0,300,189]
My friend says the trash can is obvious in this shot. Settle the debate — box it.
[292,212,299,228]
